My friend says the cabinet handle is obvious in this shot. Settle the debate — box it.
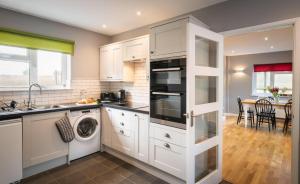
[165,133,170,138]
[164,143,170,149]
[120,130,124,134]
[150,51,154,54]
[121,113,124,116]
[132,56,135,59]
[134,114,138,117]
[120,122,124,126]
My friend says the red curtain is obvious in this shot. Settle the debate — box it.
[254,63,292,72]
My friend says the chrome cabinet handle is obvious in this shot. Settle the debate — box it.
[164,143,170,149]
[152,92,181,96]
[120,130,124,134]
[165,133,170,138]
[120,122,124,126]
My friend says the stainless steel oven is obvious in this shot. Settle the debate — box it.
[150,57,186,129]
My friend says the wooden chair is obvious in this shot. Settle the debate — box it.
[255,99,276,132]
[283,101,292,134]
[237,97,254,127]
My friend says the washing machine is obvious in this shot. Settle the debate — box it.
[69,108,101,161]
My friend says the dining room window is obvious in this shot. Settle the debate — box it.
[252,63,293,96]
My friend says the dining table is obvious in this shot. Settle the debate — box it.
[241,99,287,128]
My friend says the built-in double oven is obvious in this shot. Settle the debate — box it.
[150,57,186,129]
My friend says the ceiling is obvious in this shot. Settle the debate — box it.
[0,0,226,36]
[224,26,293,56]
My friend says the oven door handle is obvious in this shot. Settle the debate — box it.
[151,67,181,72]
[152,92,182,96]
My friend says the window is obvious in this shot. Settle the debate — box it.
[253,71,292,96]
[0,45,71,90]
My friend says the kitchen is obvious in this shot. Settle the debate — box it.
[1,1,300,184]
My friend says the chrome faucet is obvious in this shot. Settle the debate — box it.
[28,83,42,108]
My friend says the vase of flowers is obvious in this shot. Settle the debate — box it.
[267,86,280,102]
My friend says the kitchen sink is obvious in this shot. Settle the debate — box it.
[19,104,66,111]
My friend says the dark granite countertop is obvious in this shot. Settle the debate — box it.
[0,102,149,121]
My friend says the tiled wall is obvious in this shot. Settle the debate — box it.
[0,63,149,107]
[109,62,149,105]
[0,80,110,107]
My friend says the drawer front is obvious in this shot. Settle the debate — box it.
[149,138,185,179]
[111,127,134,156]
[150,124,186,147]
[111,109,132,130]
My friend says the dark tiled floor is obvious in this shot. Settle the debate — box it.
[22,152,232,184]
[21,152,167,184]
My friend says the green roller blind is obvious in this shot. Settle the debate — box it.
[0,27,74,55]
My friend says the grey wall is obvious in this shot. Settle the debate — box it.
[0,8,111,80]
[112,0,300,42]
[225,51,293,114]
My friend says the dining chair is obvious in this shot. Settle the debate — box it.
[283,101,292,134]
[288,98,292,103]
[255,99,276,131]
[237,97,254,127]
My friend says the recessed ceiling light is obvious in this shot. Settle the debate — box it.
[231,50,235,53]
[102,24,107,28]
[136,11,141,16]
[264,37,269,41]
[270,45,274,49]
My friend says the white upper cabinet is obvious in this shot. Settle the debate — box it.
[100,44,134,82]
[123,36,149,62]
[150,19,187,59]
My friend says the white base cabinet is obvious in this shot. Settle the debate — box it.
[0,119,22,184]
[101,108,149,163]
[149,123,186,179]
[23,111,68,168]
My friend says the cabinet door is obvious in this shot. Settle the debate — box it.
[100,46,114,81]
[23,112,68,168]
[123,37,149,61]
[111,127,134,156]
[0,120,22,184]
[150,19,186,59]
[112,44,123,80]
[101,108,112,147]
[149,138,185,179]
[133,113,149,163]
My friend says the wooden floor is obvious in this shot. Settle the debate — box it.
[223,116,291,184]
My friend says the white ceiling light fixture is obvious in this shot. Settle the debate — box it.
[102,24,107,28]
[231,50,235,54]
[136,11,141,16]
[264,37,269,41]
[270,45,274,49]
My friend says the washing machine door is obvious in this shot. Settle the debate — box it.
[73,115,99,142]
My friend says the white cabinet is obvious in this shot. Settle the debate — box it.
[23,111,69,168]
[0,119,22,184]
[123,36,149,61]
[133,113,149,163]
[101,107,112,147]
[149,123,186,179]
[100,108,149,163]
[150,19,187,59]
[100,44,134,82]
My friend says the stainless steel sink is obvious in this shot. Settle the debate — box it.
[19,104,66,111]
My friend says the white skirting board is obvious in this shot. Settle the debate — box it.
[103,146,185,184]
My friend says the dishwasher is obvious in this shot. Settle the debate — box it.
[0,118,22,184]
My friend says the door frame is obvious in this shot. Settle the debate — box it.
[220,17,300,184]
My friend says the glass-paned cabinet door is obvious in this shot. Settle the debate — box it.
[186,22,223,184]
